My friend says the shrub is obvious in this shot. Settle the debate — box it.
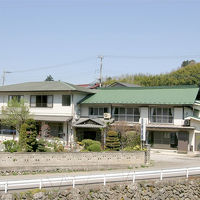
[106,130,120,151]
[121,131,141,149]
[53,138,65,152]
[123,145,142,151]
[87,143,101,152]
[36,139,48,152]
[81,139,101,152]
[81,139,95,149]
[3,140,18,153]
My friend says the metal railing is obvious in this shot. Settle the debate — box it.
[1,167,200,193]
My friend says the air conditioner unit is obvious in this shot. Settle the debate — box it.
[104,113,111,119]
[184,119,190,126]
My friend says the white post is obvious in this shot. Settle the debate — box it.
[39,180,42,190]
[104,175,106,186]
[186,168,189,179]
[72,178,75,188]
[5,183,8,193]
[160,170,163,180]
[132,172,135,183]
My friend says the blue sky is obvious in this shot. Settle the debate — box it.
[0,0,200,85]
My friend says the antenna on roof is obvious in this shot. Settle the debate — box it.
[98,55,104,87]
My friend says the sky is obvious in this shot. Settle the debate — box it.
[0,0,200,85]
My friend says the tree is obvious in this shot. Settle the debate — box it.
[1,98,31,133]
[19,119,38,152]
[181,60,196,68]
[105,130,120,151]
[45,75,54,81]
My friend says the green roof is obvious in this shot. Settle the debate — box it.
[80,86,199,105]
[0,81,95,93]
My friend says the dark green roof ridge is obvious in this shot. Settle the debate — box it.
[99,85,199,90]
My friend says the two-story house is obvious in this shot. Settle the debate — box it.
[75,86,200,153]
[0,82,200,153]
[0,81,94,145]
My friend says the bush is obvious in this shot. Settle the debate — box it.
[3,140,18,153]
[123,145,142,151]
[121,131,141,149]
[53,138,65,152]
[106,130,120,151]
[87,143,101,152]
[81,139,101,152]
[81,139,95,149]
[36,139,48,152]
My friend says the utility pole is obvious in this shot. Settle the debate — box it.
[2,70,12,86]
[98,56,104,87]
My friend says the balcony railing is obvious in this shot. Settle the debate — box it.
[113,114,140,122]
[150,115,173,124]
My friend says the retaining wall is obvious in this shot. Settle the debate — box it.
[3,177,200,200]
[0,151,145,172]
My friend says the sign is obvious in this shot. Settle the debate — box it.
[141,118,146,141]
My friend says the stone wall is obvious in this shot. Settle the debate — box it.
[0,151,145,173]
[2,177,200,200]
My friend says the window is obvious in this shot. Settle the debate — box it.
[30,95,53,108]
[8,95,24,102]
[62,95,71,106]
[89,107,108,117]
[150,107,173,123]
[113,107,140,122]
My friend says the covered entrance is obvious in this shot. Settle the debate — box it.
[73,118,106,142]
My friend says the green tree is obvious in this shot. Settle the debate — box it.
[19,119,38,152]
[1,98,30,133]
[181,60,196,67]
[106,130,120,151]
[45,75,54,81]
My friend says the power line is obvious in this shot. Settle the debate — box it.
[103,55,200,59]
[10,57,96,73]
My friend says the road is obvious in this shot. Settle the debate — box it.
[0,150,200,193]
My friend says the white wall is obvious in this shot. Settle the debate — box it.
[0,92,89,117]
[174,107,184,125]
[140,107,148,124]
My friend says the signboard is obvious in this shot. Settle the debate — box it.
[141,118,146,141]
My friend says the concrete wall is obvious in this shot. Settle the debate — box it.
[0,151,145,171]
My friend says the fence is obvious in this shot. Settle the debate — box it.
[1,167,200,193]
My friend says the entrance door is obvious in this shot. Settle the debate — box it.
[83,131,97,140]
[178,132,189,153]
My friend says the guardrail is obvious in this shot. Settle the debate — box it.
[1,167,200,193]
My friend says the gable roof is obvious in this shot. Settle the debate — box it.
[73,118,106,128]
[80,85,199,105]
[0,81,95,93]
[107,81,140,88]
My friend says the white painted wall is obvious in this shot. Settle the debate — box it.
[174,107,184,125]
[0,92,88,117]
[140,107,148,124]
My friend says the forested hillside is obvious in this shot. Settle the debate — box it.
[104,62,200,86]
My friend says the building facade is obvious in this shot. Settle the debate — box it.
[77,86,200,153]
[0,82,200,153]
